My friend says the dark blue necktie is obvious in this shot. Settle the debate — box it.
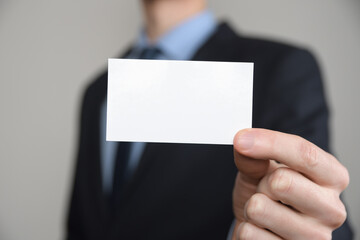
[110,47,162,209]
[110,142,131,208]
[138,47,162,59]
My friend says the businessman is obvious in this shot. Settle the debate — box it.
[67,0,353,239]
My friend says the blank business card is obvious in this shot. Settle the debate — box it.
[107,59,253,145]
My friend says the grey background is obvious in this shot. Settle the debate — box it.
[0,0,359,239]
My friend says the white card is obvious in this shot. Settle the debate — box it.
[107,59,253,145]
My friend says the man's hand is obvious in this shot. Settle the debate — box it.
[232,129,349,240]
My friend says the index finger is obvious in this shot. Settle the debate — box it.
[233,128,349,190]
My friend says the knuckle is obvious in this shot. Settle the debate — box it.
[238,222,252,240]
[269,167,293,194]
[245,193,266,221]
[325,153,350,191]
[329,201,347,229]
[312,228,332,240]
[314,232,331,240]
[299,140,319,169]
[327,154,349,191]
[339,166,350,190]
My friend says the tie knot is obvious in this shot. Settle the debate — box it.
[138,47,162,59]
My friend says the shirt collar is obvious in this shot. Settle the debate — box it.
[133,10,217,60]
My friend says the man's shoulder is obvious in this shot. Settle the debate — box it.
[84,70,107,99]
[83,47,132,101]
[202,22,315,65]
[222,22,299,50]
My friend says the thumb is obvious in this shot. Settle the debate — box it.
[233,129,269,181]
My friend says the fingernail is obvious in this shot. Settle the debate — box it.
[237,131,255,150]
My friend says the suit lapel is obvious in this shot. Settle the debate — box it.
[92,48,135,220]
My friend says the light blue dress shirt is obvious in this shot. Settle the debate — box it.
[100,10,217,194]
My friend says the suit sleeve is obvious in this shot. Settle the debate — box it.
[265,48,353,239]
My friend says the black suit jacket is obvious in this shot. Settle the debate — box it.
[66,23,353,239]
